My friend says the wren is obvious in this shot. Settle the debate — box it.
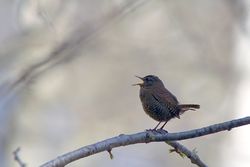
[134,75,200,130]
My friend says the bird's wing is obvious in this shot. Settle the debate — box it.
[151,91,180,119]
[155,86,179,104]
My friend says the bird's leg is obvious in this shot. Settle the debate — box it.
[160,121,168,130]
[157,121,168,133]
[153,121,162,130]
[146,122,161,131]
[145,122,161,131]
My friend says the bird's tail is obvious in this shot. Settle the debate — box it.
[178,104,200,114]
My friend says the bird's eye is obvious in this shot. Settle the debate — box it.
[145,77,152,82]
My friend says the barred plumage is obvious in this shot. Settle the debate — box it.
[134,75,200,130]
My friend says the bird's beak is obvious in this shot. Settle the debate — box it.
[132,75,144,86]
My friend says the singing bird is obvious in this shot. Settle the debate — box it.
[134,75,200,130]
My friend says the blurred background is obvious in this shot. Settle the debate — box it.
[0,0,250,167]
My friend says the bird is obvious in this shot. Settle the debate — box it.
[133,75,200,130]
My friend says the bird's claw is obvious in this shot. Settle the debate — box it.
[157,129,168,134]
[145,128,168,134]
[145,129,157,132]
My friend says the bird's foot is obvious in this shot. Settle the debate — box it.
[156,129,168,134]
[145,128,157,132]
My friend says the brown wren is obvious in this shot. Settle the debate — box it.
[133,75,200,130]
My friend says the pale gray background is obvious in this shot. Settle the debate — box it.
[0,0,250,167]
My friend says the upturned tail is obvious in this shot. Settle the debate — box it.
[178,104,200,114]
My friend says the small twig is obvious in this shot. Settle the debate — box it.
[13,147,26,167]
[169,145,186,158]
[107,149,114,159]
[166,141,207,167]
[40,116,250,167]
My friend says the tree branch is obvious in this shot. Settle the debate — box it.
[40,116,250,167]
[13,147,26,167]
[166,141,207,167]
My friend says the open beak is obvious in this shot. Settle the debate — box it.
[132,75,144,86]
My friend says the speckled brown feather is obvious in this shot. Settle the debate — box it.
[135,75,200,129]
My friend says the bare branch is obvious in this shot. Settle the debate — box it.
[166,141,207,167]
[40,116,250,167]
[13,147,26,167]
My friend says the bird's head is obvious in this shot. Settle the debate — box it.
[133,75,163,88]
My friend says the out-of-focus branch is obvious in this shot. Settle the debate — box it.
[3,0,147,96]
[40,116,250,167]
[166,141,207,167]
[13,147,26,167]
